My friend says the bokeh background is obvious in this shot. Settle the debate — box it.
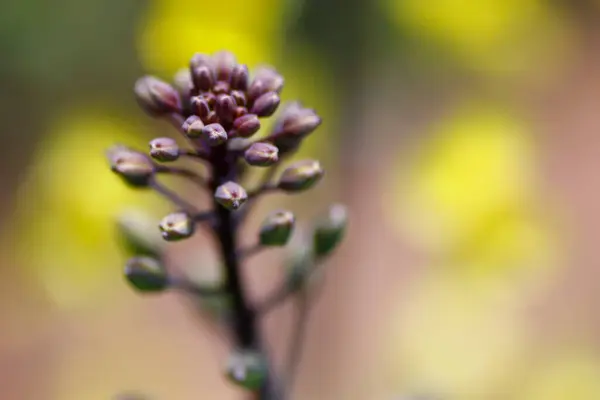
[3,0,600,399]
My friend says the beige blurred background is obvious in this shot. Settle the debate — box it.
[3,0,600,399]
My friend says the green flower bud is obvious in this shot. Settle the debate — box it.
[259,210,295,246]
[226,349,267,390]
[158,212,195,241]
[244,142,279,167]
[233,114,260,138]
[107,145,155,187]
[124,256,168,293]
[202,123,228,146]
[313,203,348,258]
[278,160,324,192]
[116,209,165,257]
[215,181,248,210]
[134,76,181,116]
[149,137,180,162]
[250,91,280,117]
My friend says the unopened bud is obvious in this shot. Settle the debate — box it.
[226,349,267,390]
[231,90,246,106]
[182,116,204,138]
[205,111,218,124]
[190,53,213,70]
[230,64,249,91]
[259,210,295,246]
[278,102,321,137]
[149,137,180,162]
[278,160,324,192]
[313,203,348,258]
[173,68,193,97]
[107,145,155,187]
[134,76,181,116]
[212,81,230,94]
[247,80,265,103]
[201,123,228,146]
[191,96,210,119]
[215,94,236,123]
[233,114,260,138]
[124,256,168,292]
[234,106,247,119]
[244,142,279,167]
[251,65,284,94]
[251,91,280,117]
[158,212,195,241]
[116,209,165,257]
[201,92,216,107]
[215,181,248,210]
[191,65,213,92]
[212,50,237,82]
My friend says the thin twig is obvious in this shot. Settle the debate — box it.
[239,243,265,259]
[149,178,201,214]
[156,166,211,190]
[181,149,210,161]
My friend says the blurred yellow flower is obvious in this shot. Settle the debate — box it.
[11,110,167,309]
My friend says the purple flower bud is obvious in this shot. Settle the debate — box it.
[191,96,211,119]
[134,76,181,116]
[215,181,248,210]
[215,94,237,123]
[205,111,219,124]
[173,68,193,97]
[201,92,217,107]
[212,50,237,82]
[278,102,322,137]
[244,143,279,167]
[190,53,213,70]
[191,65,214,92]
[149,137,180,162]
[234,106,247,119]
[250,65,284,94]
[231,90,247,107]
[247,80,265,103]
[107,145,155,187]
[182,116,204,138]
[250,91,280,117]
[201,123,228,146]
[233,114,261,138]
[259,210,295,246]
[230,64,249,91]
[159,212,195,241]
[278,160,324,192]
[212,81,230,94]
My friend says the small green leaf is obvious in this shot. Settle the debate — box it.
[124,256,168,293]
[226,349,267,390]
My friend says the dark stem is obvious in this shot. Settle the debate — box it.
[211,144,284,400]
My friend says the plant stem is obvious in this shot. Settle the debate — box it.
[211,144,284,400]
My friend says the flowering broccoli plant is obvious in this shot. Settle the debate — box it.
[108,50,347,399]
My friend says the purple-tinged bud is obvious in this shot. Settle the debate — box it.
[247,80,265,103]
[272,135,303,156]
[259,210,295,246]
[215,94,237,123]
[201,123,228,146]
[201,92,217,107]
[233,114,261,138]
[251,65,284,94]
[134,76,181,116]
[125,256,168,292]
[191,96,210,119]
[231,90,247,106]
[149,137,180,162]
[251,91,280,117]
[215,181,248,210]
[173,68,193,97]
[191,65,213,92]
[278,160,324,192]
[107,145,155,187]
[230,64,249,91]
[234,107,247,119]
[212,50,237,82]
[212,81,230,95]
[182,116,204,138]
[226,349,267,390]
[159,212,195,241]
[278,102,322,137]
[244,143,278,167]
[190,53,213,70]
[205,111,219,124]
[313,204,348,258]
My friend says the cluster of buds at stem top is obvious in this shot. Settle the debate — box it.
[109,50,347,396]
